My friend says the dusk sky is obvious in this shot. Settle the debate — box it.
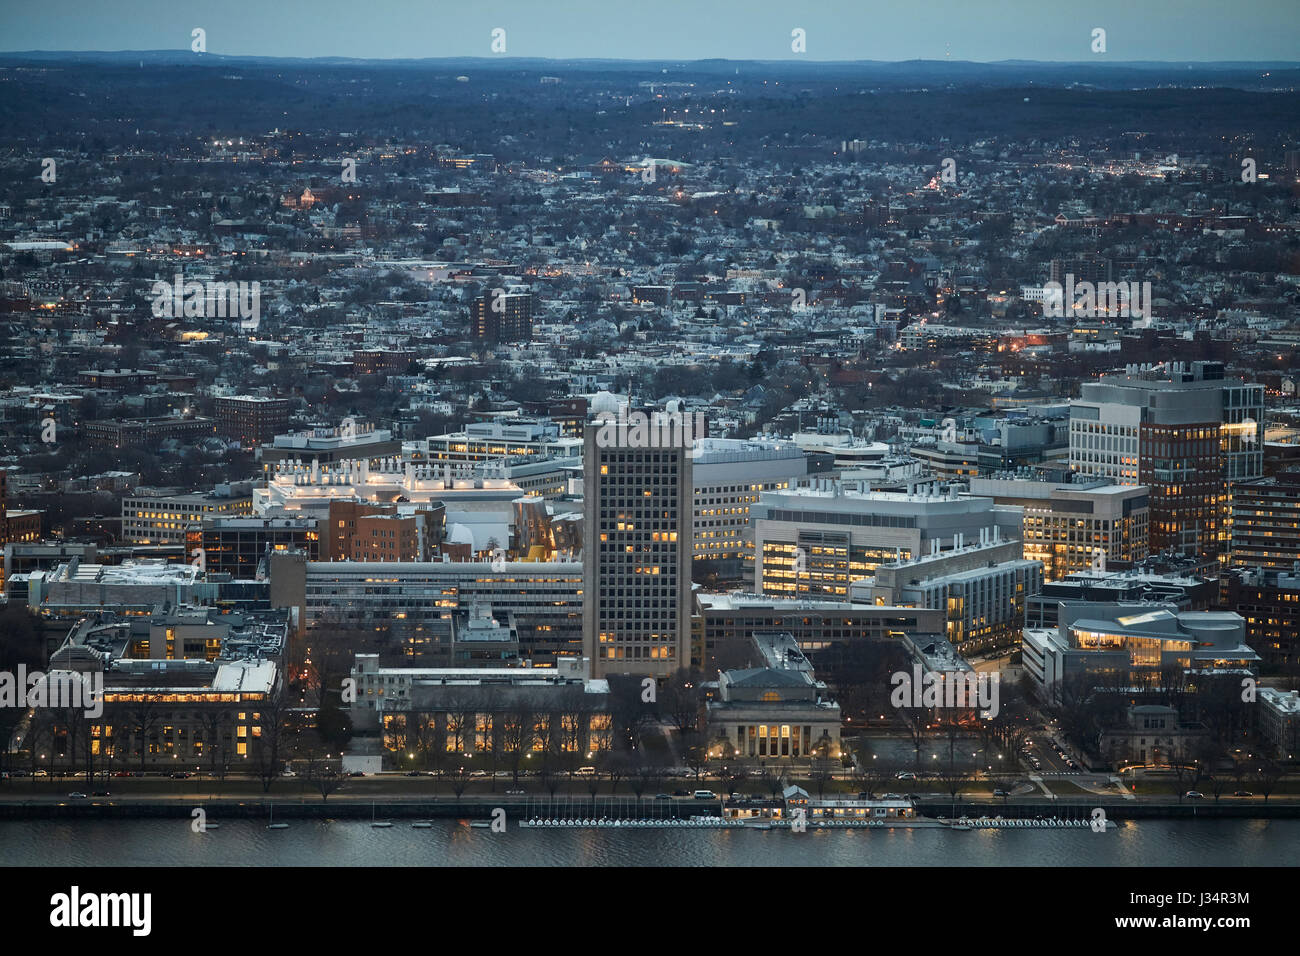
[2,0,1298,62]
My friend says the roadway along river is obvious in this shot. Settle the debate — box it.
[2,818,1296,866]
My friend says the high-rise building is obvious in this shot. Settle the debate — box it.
[583,413,694,679]
[1230,469,1300,570]
[1069,361,1263,557]
[471,288,533,342]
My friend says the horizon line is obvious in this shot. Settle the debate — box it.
[1,50,1297,68]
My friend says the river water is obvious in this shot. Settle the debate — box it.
[1,818,1294,866]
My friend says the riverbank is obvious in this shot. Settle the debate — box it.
[1,794,1299,820]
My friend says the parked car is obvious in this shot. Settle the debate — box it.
[170,771,192,779]
[672,790,690,797]
[1234,790,1254,797]
[505,788,527,795]
[349,771,367,778]
[654,793,673,800]
[1185,791,1204,799]
[112,771,133,778]
[91,790,111,797]
[68,792,87,799]
[405,770,422,777]
[993,789,1010,797]
[693,790,717,800]
[895,771,917,780]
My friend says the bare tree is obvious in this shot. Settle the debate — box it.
[253,693,292,793]
[602,749,630,794]
[759,763,785,798]
[897,705,930,772]
[443,693,473,759]
[499,702,534,784]
[935,762,969,818]
[446,763,472,799]
[127,697,161,772]
[808,757,836,798]
[630,761,663,799]
[685,743,709,782]
[298,735,346,801]
[660,668,705,740]
[1251,757,1284,803]
[199,711,231,779]
[852,760,889,799]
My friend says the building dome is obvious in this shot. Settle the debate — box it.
[589,390,624,416]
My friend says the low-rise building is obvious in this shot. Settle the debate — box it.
[705,632,842,764]
[1022,603,1260,703]
[349,653,609,768]
[22,609,288,772]
[858,536,1042,654]
[1257,687,1300,759]
[122,485,254,545]
[969,476,1149,581]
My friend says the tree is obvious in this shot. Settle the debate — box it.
[606,674,655,754]
[499,704,535,784]
[199,711,232,780]
[897,705,930,772]
[1251,757,1284,803]
[0,608,43,775]
[539,763,563,798]
[127,697,161,773]
[300,739,346,801]
[759,763,786,798]
[851,759,889,799]
[443,694,473,758]
[446,764,472,799]
[936,762,969,818]
[809,757,836,798]
[685,744,709,782]
[660,668,705,740]
[253,693,292,793]
[630,761,663,799]
[603,750,630,795]
[718,762,747,797]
